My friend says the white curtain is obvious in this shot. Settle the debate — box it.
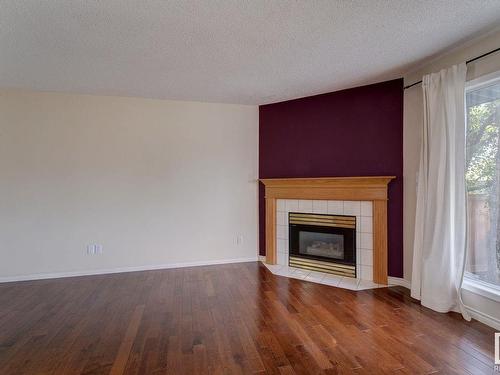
[411,63,470,319]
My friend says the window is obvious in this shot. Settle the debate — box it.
[465,71,500,289]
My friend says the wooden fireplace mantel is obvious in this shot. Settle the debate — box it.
[260,176,395,284]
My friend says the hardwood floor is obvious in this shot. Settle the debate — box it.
[0,262,496,374]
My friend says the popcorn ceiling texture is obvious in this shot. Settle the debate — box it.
[1,1,500,104]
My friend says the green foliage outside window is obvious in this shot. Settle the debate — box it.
[466,101,499,195]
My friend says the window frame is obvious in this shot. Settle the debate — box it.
[462,277,500,303]
[463,69,500,300]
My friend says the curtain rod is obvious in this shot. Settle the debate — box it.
[403,46,500,90]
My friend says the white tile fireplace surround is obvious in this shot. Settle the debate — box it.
[261,199,386,290]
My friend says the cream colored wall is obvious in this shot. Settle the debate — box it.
[403,28,500,282]
[0,90,259,279]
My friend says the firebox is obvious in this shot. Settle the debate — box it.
[289,212,356,278]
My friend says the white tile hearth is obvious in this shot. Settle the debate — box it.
[321,273,342,287]
[261,262,388,291]
[291,267,310,278]
[304,271,327,283]
[339,276,360,290]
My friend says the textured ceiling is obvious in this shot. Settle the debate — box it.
[1,1,500,105]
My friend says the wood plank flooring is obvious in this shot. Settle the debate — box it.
[0,261,496,374]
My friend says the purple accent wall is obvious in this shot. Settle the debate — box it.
[259,78,404,277]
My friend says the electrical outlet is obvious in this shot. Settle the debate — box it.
[86,244,103,255]
[95,244,103,254]
[236,235,243,245]
[87,244,95,255]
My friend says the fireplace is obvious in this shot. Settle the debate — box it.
[261,177,394,284]
[289,212,356,277]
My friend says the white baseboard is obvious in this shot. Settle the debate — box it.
[0,256,259,283]
[465,305,500,331]
[388,276,411,289]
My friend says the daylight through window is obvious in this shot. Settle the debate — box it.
[466,73,500,288]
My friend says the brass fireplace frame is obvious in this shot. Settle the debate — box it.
[288,212,356,277]
[289,212,355,228]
